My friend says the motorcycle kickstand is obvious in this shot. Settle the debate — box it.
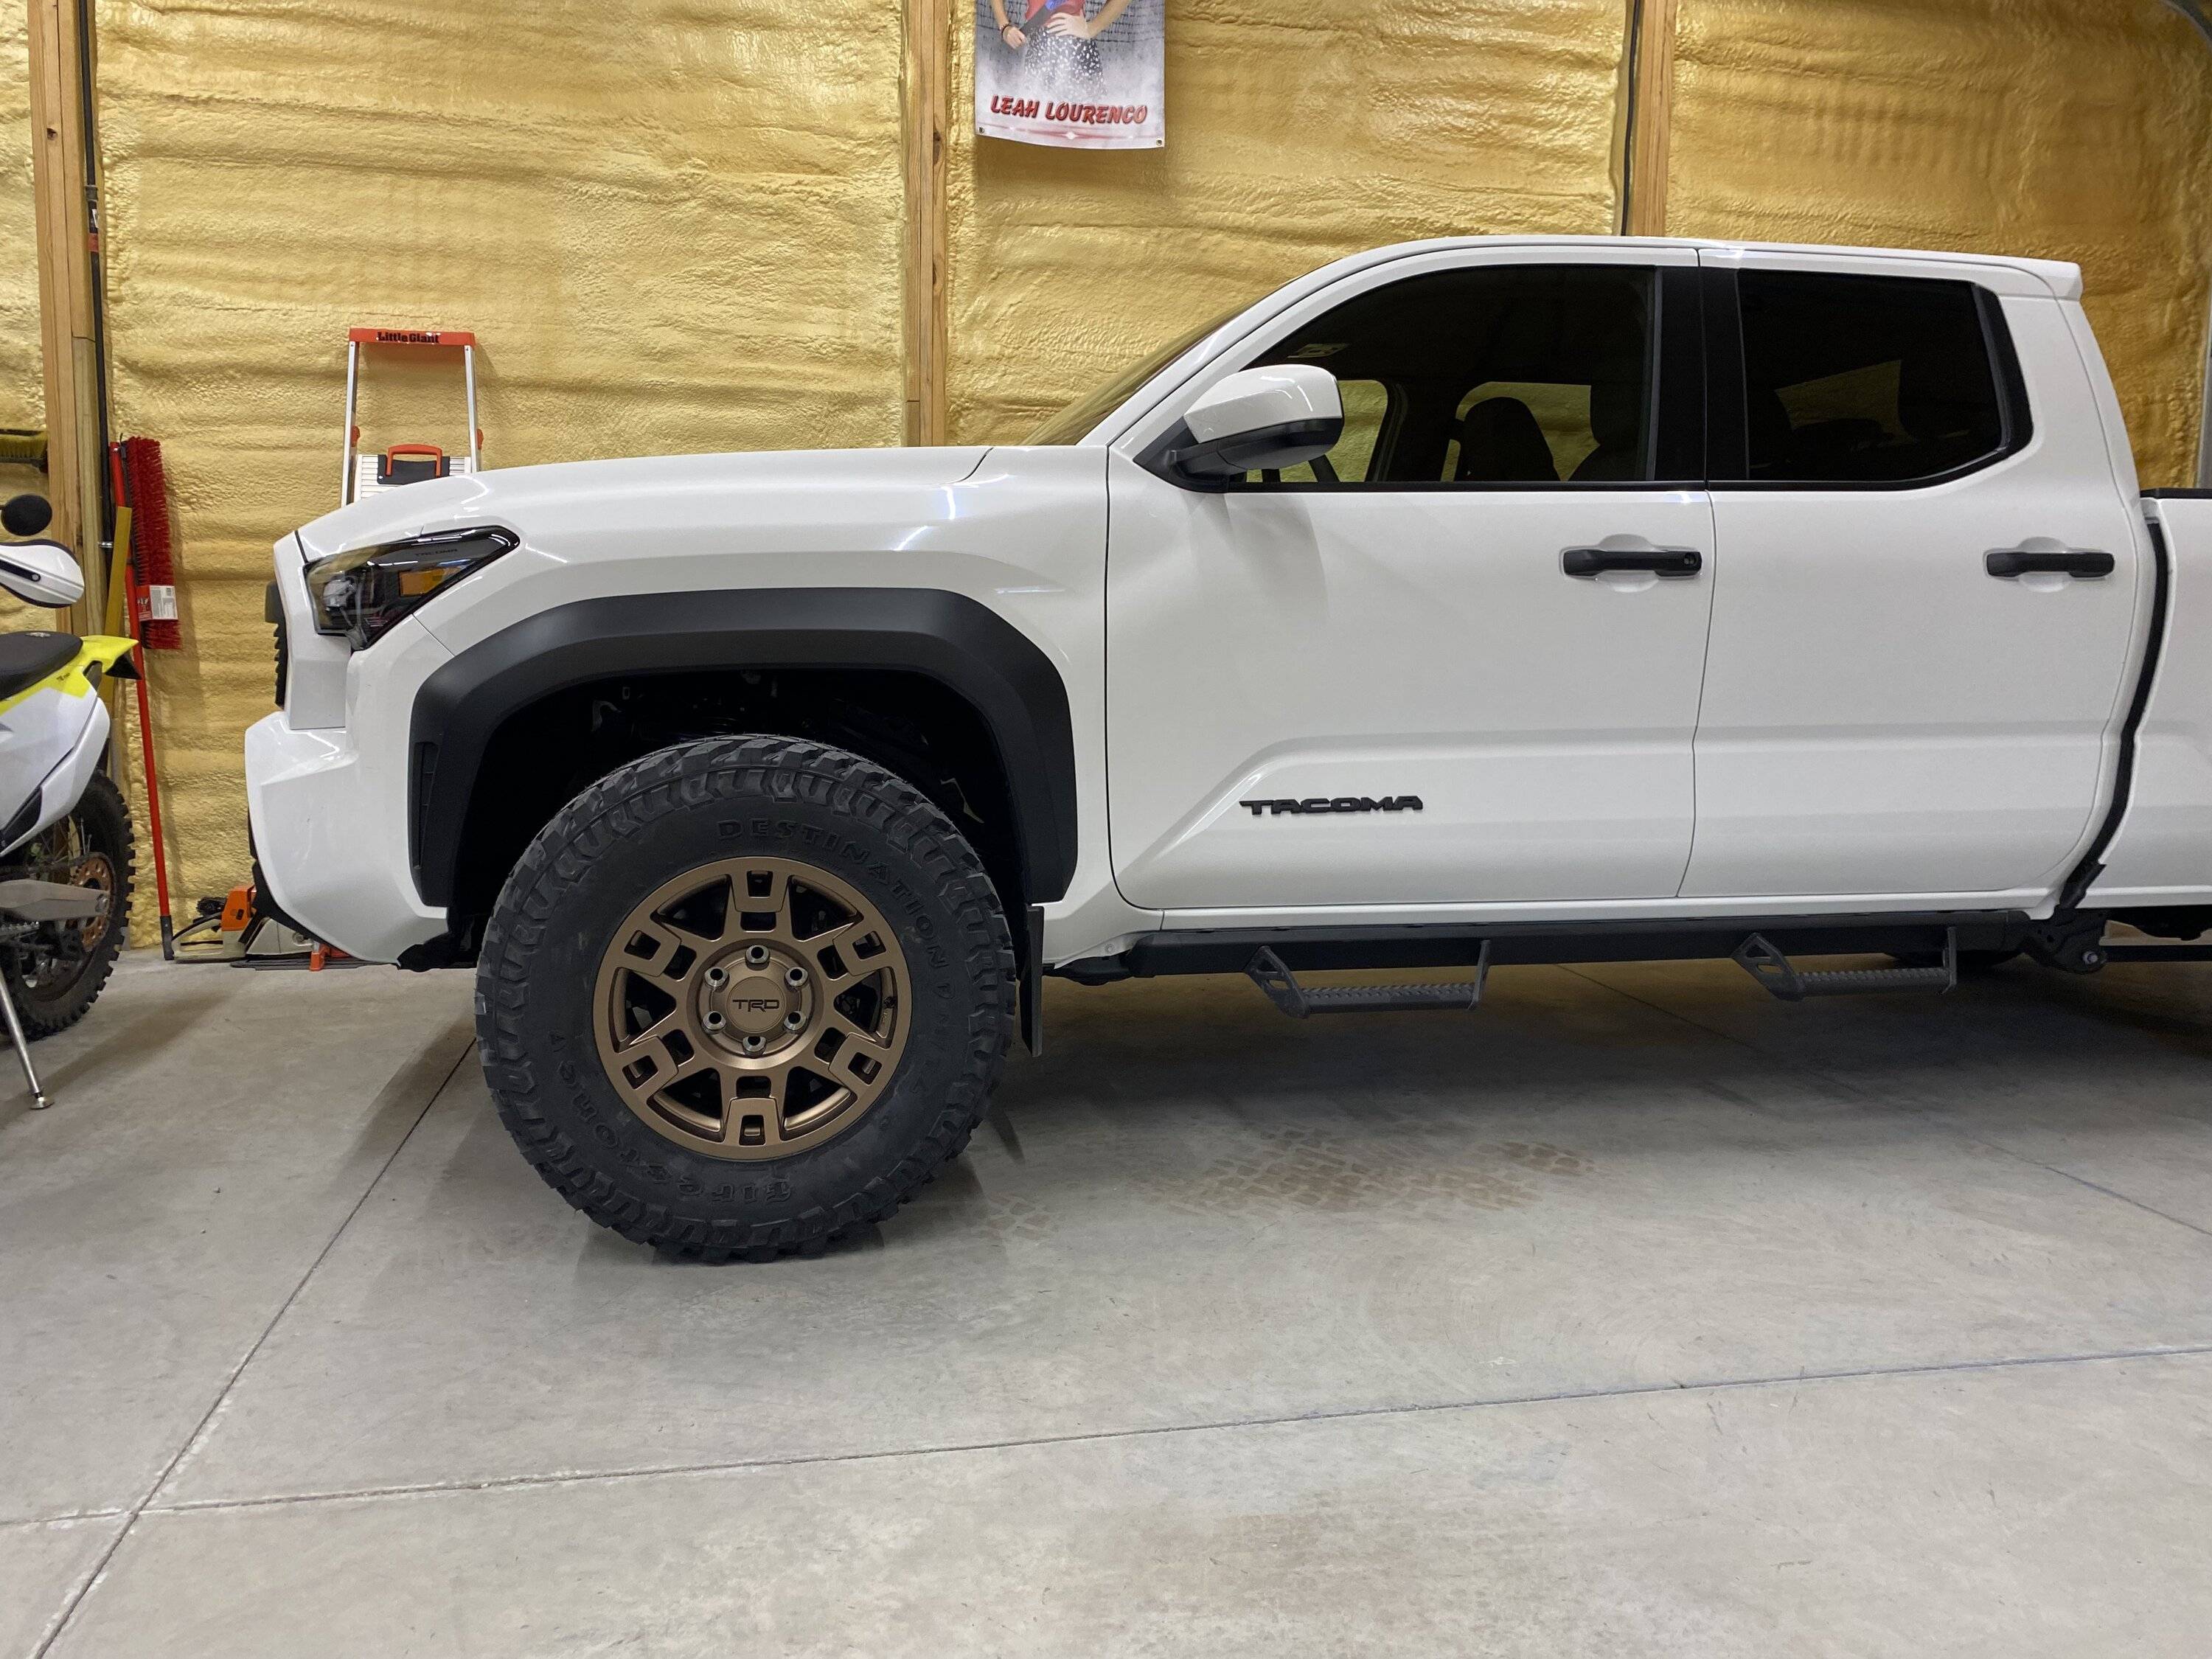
[0,970,49,1109]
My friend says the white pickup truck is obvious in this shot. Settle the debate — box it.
[249,234,2212,1260]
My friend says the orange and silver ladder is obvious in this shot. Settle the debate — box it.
[339,326,482,506]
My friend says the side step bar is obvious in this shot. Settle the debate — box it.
[1248,945,1490,1019]
[1733,931,1956,1001]
[1247,931,1961,1018]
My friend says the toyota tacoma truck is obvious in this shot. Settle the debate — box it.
[249,235,2212,1261]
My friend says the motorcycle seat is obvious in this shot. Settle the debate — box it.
[0,630,81,701]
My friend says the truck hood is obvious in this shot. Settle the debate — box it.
[291,445,995,562]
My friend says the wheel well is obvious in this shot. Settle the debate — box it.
[448,668,1026,936]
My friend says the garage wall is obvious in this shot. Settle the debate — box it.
[944,0,1632,442]
[1669,0,2212,488]
[94,0,907,919]
[29,1,2212,931]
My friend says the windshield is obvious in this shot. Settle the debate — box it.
[1024,306,1246,445]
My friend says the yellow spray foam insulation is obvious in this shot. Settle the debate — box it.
[947,0,1633,441]
[93,0,906,928]
[1671,0,2212,487]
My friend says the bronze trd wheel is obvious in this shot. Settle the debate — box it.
[477,735,1014,1262]
[594,856,912,1160]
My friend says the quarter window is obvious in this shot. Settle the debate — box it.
[1731,271,2016,485]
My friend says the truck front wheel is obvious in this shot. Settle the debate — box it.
[476,736,1015,1262]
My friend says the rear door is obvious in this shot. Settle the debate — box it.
[1686,249,2148,902]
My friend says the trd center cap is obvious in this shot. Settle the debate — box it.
[720,976,789,1037]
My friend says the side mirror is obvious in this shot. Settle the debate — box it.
[0,540,86,608]
[1164,364,1343,484]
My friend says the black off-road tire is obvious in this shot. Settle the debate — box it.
[7,771,135,1039]
[475,736,1015,1262]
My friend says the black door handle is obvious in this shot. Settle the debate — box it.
[1562,546,1703,579]
[1985,547,2115,580]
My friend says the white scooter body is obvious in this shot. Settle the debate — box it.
[0,672,111,856]
[0,540,122,857]
[0,533,135,1108]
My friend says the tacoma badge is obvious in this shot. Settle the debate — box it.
[1239,796,1425,817]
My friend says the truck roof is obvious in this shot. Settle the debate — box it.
[1312,235,2084,301]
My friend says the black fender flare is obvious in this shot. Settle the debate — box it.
[407,587,1079,908]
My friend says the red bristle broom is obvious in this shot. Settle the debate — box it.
[111,438,179,957]
[119,439,180,648]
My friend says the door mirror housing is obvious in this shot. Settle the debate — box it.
[0,540,86,608]
[1162,364,1343,485]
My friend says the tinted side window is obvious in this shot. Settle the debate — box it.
[1246,265,1658,487]
[1271,380,1390,484]
[1734,272,2014,484]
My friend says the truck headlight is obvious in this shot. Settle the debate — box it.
[305,526,518,650]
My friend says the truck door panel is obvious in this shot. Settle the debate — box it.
[1105,248,1717,911]
[1687,256,2146,901]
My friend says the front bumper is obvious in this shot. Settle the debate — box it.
[245,712,447,964]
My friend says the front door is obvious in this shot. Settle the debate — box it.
[1685,251,2149,902]
[1105,246,1717,914]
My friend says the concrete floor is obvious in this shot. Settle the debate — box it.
[4,953,2212,1655]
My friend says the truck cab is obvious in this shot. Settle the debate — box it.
[247,236,2209,1259]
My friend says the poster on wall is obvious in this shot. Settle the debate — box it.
[974,0,1164,150]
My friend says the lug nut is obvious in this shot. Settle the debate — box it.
[741,1034,765,1054]
[785,967,807,987]
[703,1011,725,1032]
[704,967,727,989]
[745,945,770,967]
[784,1011,804,1031]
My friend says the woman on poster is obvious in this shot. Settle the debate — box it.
[989,0,1138,86]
